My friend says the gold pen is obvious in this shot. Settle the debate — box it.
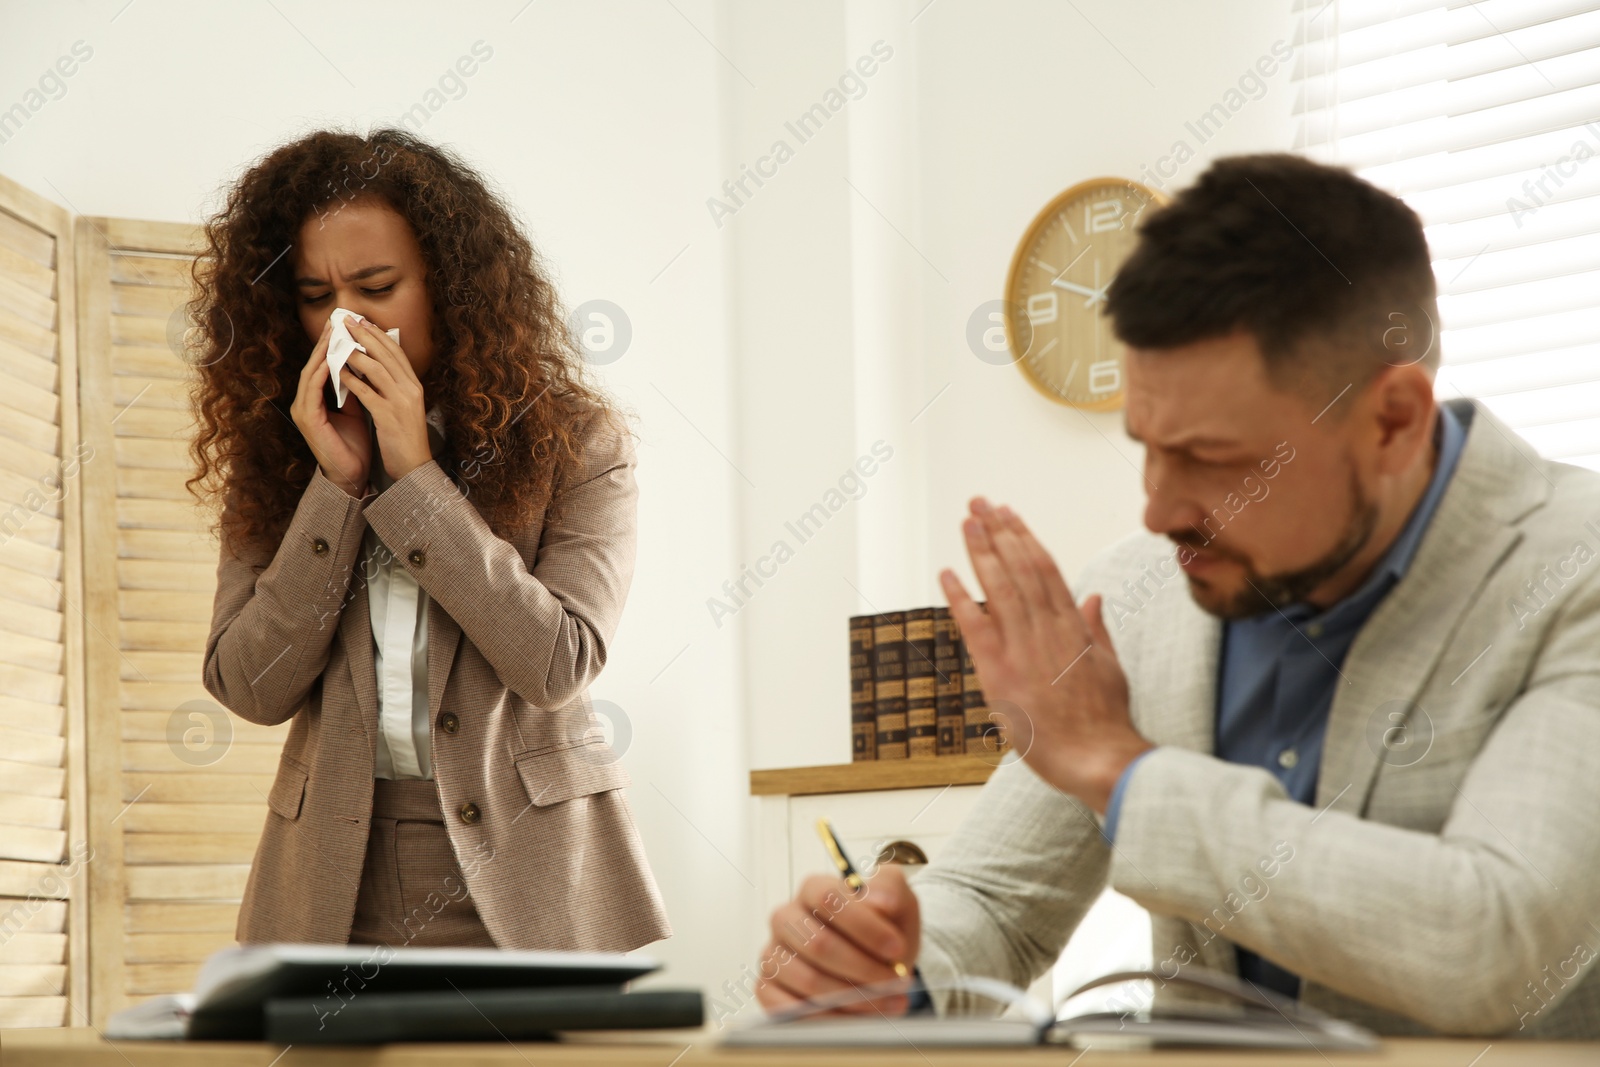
[816,817,910,979]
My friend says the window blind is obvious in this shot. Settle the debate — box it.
[1293,0,1600,469]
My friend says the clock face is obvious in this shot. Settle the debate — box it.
[1003,177,1165,410]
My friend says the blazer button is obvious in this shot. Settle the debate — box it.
[458,801,480,824]
[409,549,426,567]
[312,537,329,555]
[438,711,459,734]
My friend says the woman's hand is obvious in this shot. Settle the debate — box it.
[290,315,372,498]
[340,315,433,483]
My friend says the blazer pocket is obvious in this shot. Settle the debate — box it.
[513,742,632,807]
[267,757,309,820]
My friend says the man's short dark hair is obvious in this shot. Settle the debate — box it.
[1105,153,1439,396]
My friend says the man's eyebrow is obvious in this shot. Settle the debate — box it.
[1123,422,1241,452]
[294,264,396,287]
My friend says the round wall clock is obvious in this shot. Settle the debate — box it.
[1002,177,1167,410]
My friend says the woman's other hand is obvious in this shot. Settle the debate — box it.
[290,314,371,498]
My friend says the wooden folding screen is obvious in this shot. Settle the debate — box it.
[76,217,288,1028]
[0,173,87,1029]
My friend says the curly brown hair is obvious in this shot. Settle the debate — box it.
[183,126,625,561]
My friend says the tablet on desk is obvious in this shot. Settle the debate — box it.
[107,942,662,1041]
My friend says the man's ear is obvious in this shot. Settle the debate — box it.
[1369,364,1437,473]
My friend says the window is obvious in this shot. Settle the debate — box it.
[1294,0,1600,469]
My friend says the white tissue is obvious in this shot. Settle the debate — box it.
[326,307,400,409]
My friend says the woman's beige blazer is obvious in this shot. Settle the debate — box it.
[202,410,671,951]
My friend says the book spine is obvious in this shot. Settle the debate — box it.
[904,607,938,759]
[961,602,1005,756]
[933,606,964,756]
[872,611,908,760]
[849,614,876,762]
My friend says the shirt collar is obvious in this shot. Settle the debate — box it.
[1367,399,1467,589]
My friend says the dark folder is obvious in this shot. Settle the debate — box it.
[110,943,677,1042]
[265,984,704,1043]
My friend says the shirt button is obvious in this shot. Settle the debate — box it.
[312,537,329,555]
[458,801,480,824]
[438,711,459,734]
[1305,622,1323,638]
[409,549,426,567]
[1278,748,1299,769]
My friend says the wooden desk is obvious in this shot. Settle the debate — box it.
[4,1028,1599,1066]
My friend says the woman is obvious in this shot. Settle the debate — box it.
[186,127,670,952]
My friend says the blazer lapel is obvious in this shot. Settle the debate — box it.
[1314,399,1546,814]
[342,583,378,766]
[1137,561,1222,755]
[341,556,465,763]
[341,454,505,754]
[426,596,462,724]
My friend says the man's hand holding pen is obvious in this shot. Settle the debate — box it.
[754,862,921,1017]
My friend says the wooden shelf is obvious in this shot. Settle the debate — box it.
[749,756,1002,797]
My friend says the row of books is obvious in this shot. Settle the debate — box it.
[849,604,1009,760]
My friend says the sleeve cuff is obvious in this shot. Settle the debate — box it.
[308,460,366,508]
[361,458,460,543]
[1101,746,1157,844]
[307,460,369,505]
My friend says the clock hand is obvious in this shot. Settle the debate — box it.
[1049,278,1102,304]
[1052,244,1091,283]
[1051,250,1110,307]
[1049,277,1111,309]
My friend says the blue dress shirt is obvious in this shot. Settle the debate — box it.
[1100,400,1469,1000]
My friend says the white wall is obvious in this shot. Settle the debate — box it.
[0,0,1294,1021]
[722,0,1299,777]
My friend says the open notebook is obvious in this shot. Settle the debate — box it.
[721,967,1380,1050]
[105,943,664,1041]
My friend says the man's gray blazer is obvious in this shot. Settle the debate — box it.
[910,397,1600,1037]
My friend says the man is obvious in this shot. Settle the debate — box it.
[754,153,1600,1037]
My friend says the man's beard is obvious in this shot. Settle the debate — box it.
[1173,463,1380,620]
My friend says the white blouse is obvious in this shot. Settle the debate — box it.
[365,404,447,781]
